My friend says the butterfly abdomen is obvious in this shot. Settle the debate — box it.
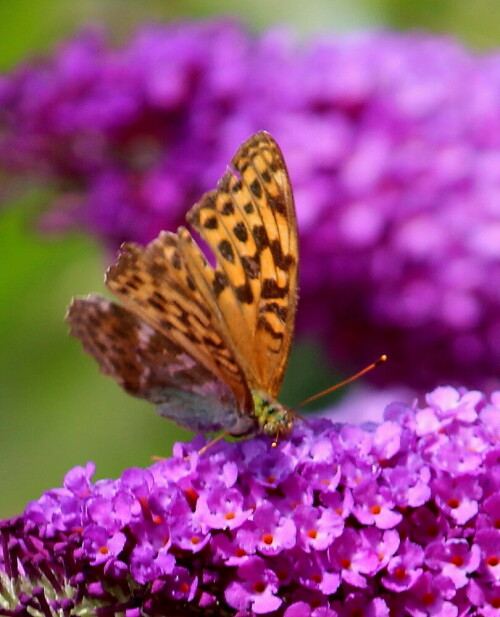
[251,389,293,437]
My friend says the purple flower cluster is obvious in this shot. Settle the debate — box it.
[2,22,500,390]
[2,386,500,616]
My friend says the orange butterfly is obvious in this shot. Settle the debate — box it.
[67,132,298,443]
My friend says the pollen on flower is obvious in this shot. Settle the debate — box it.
[450,554,464,567]
[394,567,407,580]
[253,581,266,594]
[422,592,435,606]
[183,487,198,508]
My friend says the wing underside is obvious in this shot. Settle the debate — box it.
[66,295,253,434]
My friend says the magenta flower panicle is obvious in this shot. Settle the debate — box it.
[2,386,500,615]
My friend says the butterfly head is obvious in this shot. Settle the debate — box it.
[251,389,294,439]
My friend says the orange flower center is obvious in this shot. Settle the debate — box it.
[450,554,464,567]
[422,593,435,606]
[253,581,266,594]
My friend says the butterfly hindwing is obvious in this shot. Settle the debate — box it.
[66,295,253,434]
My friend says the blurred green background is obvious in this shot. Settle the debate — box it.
[2,0,500,518]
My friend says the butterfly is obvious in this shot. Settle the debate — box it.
[66,131,299,442]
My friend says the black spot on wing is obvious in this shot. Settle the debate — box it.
[236,283,253,304]
[262,302,288,322]
[262,279,288,299]
[147,298,165,311]
[204,216,218,230]
[234,222,248,243]
[241,255,260,279]
[250,179,263,199]
[171,251,182,270]
[270,239,295,270]
[257,316,284,340]
[232,180,243,194]
[219,239,235,264]
[267,192,287,216]
[213,271,229,296]
[221,201,234,216]
[253,225,269,251]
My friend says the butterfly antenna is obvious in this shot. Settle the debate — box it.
[299,354,387,407]
[288,407,310,425]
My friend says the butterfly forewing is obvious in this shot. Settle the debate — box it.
[105,231,251,411]
[185,132,298,397]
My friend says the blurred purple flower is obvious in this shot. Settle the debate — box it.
[2,22,500,390]
[2,386,500,615]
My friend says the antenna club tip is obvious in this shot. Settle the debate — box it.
[378,354,388,364]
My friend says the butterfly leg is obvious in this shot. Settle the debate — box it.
[182,431,232,461]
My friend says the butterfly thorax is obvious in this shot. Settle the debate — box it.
[251,389,294,437]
